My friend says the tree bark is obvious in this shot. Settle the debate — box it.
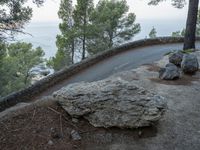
[108,31,113,48]
[183,0,199,50]
[71,40,75,64]
[82,14,87,60]
[24,71,29,86]
[82,34,86,60]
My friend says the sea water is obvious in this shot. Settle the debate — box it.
[16,19,186,58]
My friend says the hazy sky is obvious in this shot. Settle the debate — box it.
[30,0,189,22]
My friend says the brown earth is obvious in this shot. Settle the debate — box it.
[0,101,157,150]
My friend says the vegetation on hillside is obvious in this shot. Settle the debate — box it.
[0,42,44,97]
[49,0,141,71]
[88,0,141,54]
[0,0,44,41]
[149,27,157,38]
[0,0,46,97]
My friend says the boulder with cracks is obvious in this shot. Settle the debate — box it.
[159,63,181,80]
[53,77,167,128]
[181,54,199,74]
[169,51,183,66]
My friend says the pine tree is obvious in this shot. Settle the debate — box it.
[50,0,76,71]
[0,0,44,41]
[0,42,44,96]
[88,0,141,55]
[171,29,185,37]
[149,27,157,38]
[196,8,200,36]
[73,0,94,60]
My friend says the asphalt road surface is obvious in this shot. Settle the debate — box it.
[37,42,200,98]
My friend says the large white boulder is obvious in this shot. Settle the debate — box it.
[53,77,167,128]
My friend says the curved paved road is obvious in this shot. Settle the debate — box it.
[38,42,200,98]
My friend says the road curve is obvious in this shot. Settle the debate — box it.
[1,37,200,112]
[38,42,200,97]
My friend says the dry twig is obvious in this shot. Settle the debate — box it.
[60,114,63,137]
[47,107,80,130]
[31,109,36,121]
[48,107,60,115]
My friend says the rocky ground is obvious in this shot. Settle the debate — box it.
[1,51,200,150]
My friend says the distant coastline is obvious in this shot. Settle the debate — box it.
[16,22,60,58]
[16,19,186,58]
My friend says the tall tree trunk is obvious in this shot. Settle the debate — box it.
[82,34,86,60]
[108,31,113,48]
[82,15,87,60]
[24,71,29,86]
[183,0,199,50]
[71,40,74,64]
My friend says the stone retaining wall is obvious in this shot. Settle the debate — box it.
[1,37,199,112]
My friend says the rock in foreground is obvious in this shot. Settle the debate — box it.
[53,78,166,128]
[159,63,180,80]
[169,51,183,66]
[181,54,199,74]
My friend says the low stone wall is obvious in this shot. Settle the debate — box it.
[0,37,199,112]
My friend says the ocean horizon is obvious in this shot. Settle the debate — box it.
[16,18,186,58]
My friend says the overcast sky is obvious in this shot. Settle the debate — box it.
[29,0,189,22]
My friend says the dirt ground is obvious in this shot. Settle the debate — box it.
[0,102,157,150]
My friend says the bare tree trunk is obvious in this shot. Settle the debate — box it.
[71,40,75,64]
[183,0,199,50]
[82,15,87,60]
[24,71,29,86]
[82,34,86,60]
[109,32,113,48]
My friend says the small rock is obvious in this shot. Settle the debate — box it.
[169,51,183,66]
[72,118,79,123]
[70,130,81,141]
[138,130,142,137]
[50,128,61,139]
[40,69,51,76]
[48,140,54,146]
[159,63,180,80]
[32,130,36,134]
[181,54,199,74]
[30,63,54,84]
